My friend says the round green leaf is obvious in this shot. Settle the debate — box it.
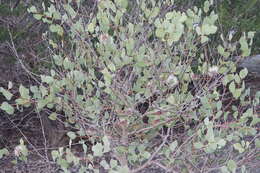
[0,148,9,159]
[227,160,237,173]
[67,131,77,140]
[0,87,13,100]
[92,143,104,157]
[0,102,14,115]
[239,68,248,79]
[48,112,57,121]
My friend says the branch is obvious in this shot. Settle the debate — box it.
[131,128,170,173]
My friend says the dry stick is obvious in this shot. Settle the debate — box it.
[201,156,209,173]
[36,110,51,165]
[131,128,170,173]
[129,116,177,136]
[152,160,179,173]
[10,108,34,129]
[4,114,46,160]
[6,26,50,161]
[178,155,201,173]
[238,149,260,166]
[236,134,260,166]
[171,124,201,161]
[205,148,259,173]
[151,161,168,171]
[7,28,41,85]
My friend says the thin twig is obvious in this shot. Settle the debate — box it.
[7,27,41,85]
[131,128,170,173]
[4,114,46,160]
[36,110,50,163]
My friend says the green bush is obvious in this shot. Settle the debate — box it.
[1,0,259,172]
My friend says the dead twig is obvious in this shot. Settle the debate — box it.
[7,27,41,85]
[131,127,170,173]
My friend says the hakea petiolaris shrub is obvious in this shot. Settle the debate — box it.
[0,0,259,172]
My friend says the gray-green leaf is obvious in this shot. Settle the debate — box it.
[0,102,14,114]
[92,143,104,157]
[0,148,9,159]
[227,160,237,173]
[67,131,77,140]
[0,87,13,100]
[239,68,248,79]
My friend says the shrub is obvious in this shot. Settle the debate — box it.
[1,0,259,172]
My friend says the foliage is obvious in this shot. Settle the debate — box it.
[217,0,260,54]
[175,0,260,54]
[0,0,259,172]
